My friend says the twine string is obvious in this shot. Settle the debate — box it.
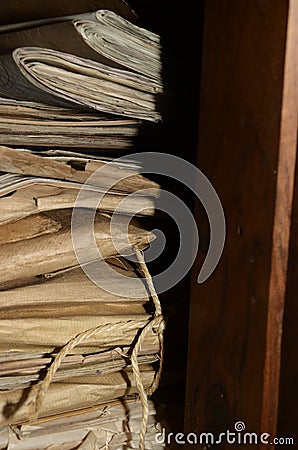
[133,246,164,450]
[28,318,149,421]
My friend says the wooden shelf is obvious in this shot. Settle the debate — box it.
[185,1,298,447]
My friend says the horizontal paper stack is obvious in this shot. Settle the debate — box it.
[0,99,142,149]
[0,147,164,448]
[0,1,165,447]
[0,0,162,149]
[0,399,163,449]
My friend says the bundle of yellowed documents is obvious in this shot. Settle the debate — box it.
[0,146,164,449]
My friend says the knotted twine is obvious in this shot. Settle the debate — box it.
[28,247,165,450]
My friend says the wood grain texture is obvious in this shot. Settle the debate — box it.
[185,0,296,447]
[277,150,298,445]
[261,0,298,440]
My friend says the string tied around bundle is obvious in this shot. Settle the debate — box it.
[27,246,164,450]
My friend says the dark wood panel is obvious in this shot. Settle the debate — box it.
[277,145,298,445]
[261,0,298,438]
[185,0,297,447]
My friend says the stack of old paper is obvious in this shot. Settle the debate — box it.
[0,399,164,449]
[0,145,157,226]
[0,146,164,448]
[0,0,162,150]
[0,266,165,448]
[0,97,141,149]
[0,1,165,446]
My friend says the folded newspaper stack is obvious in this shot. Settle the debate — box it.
[0,0,162,149]
[0,146,164,449]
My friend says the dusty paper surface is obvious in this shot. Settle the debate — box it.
[0,213,61,244]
